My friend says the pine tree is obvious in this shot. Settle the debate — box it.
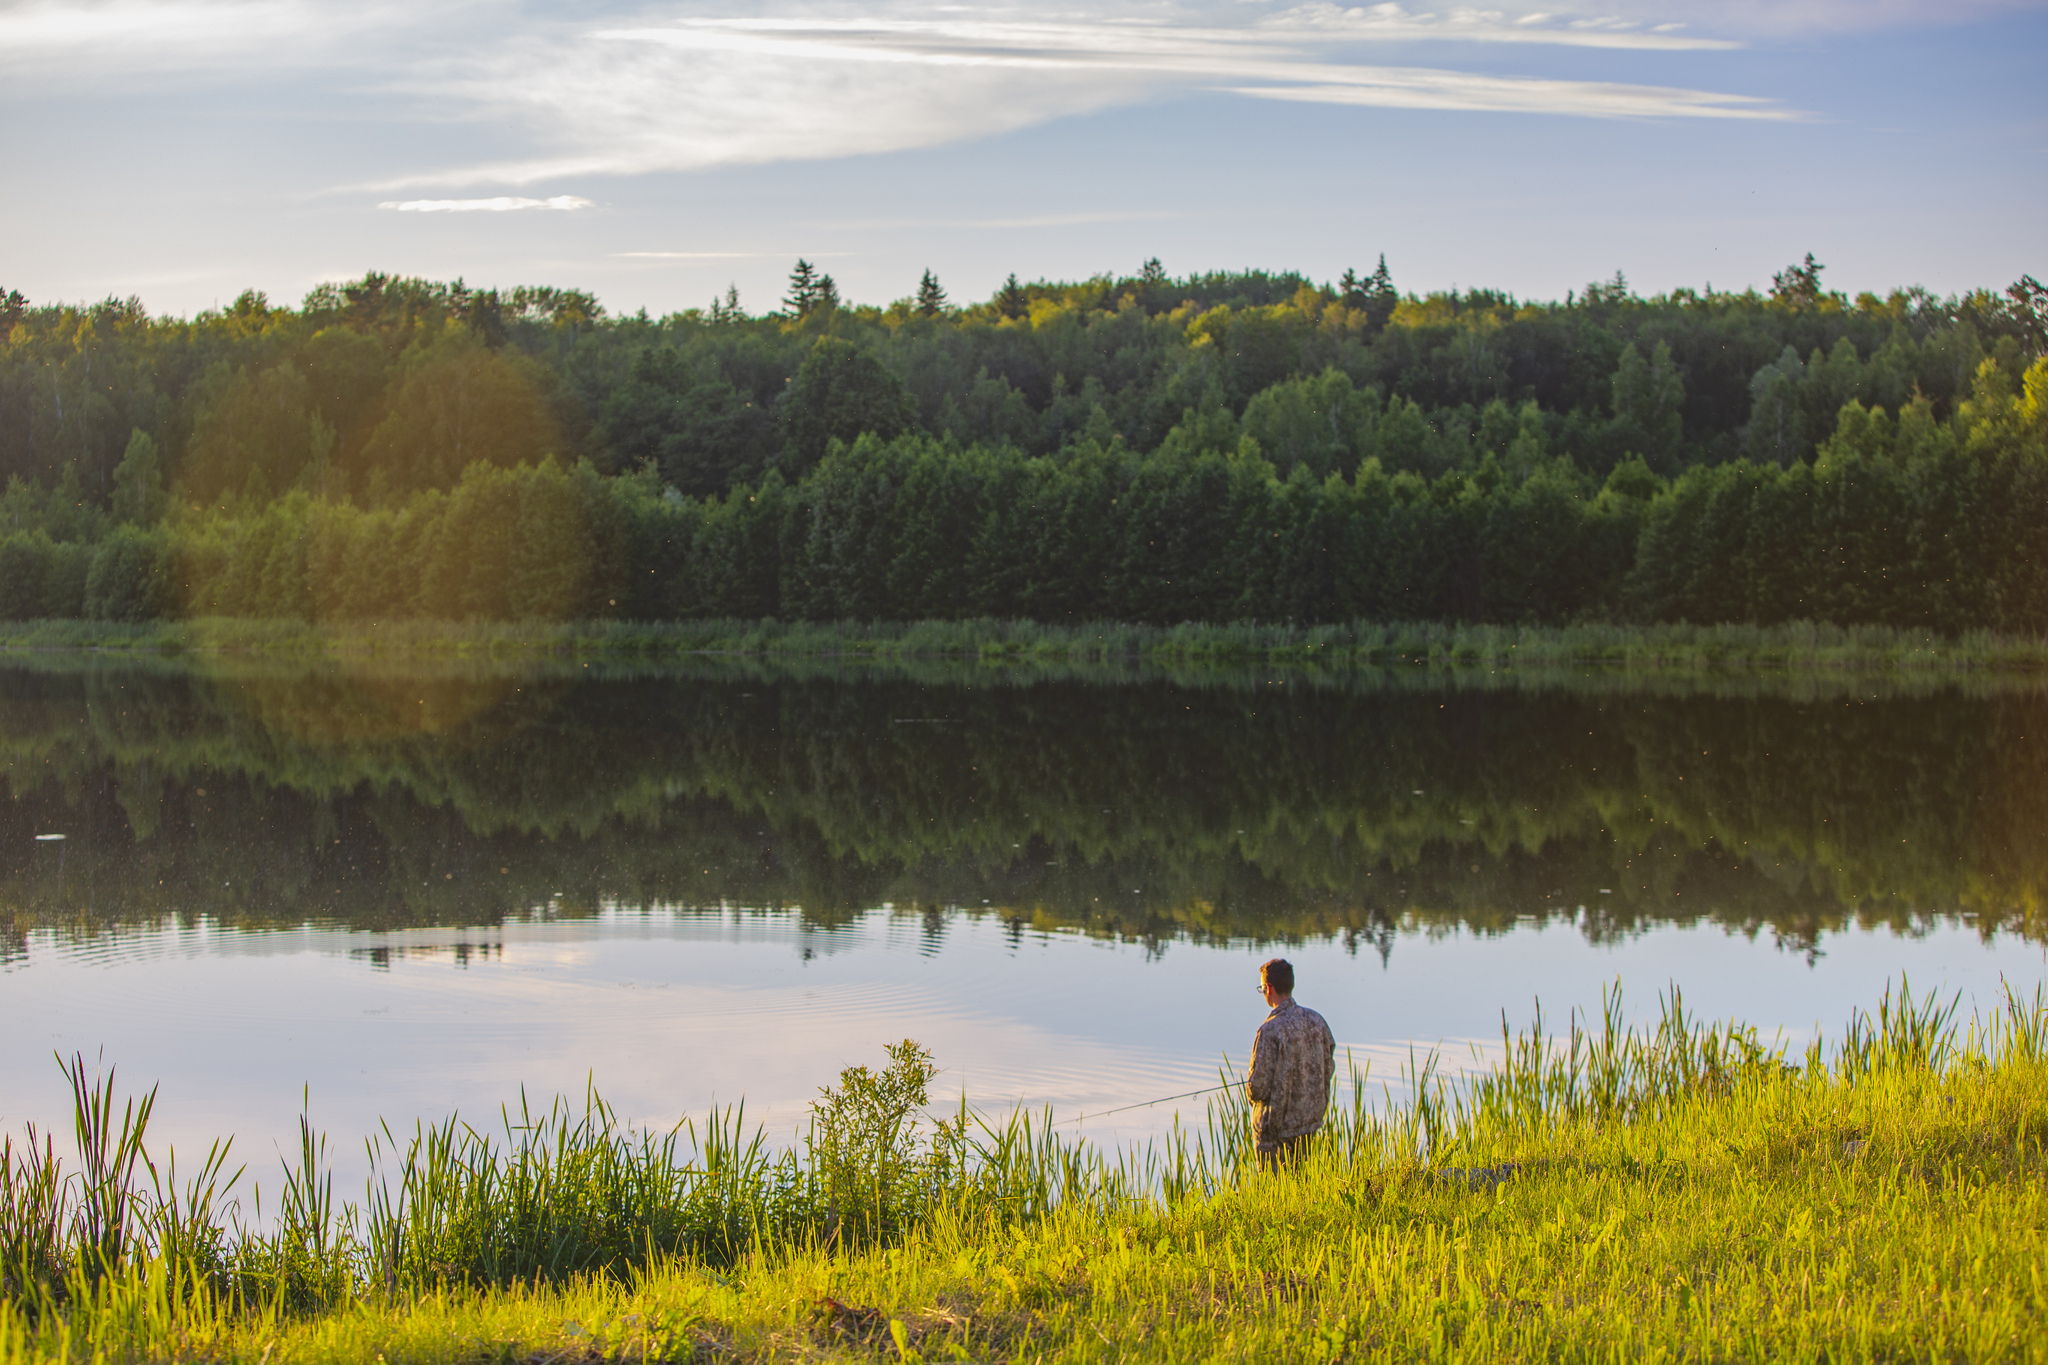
[916,270,947,317]
[995,273,1029,320]
[816,274,841,313]
[1771,253,1826,310]
[710,283,742,323]
[1365,254,1398,332]
[0,289,27,341]
[1131,258,1170,314]
[2005,275,2048,355]
[784,260,820,317]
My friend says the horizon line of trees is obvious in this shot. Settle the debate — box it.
[0,345,2040,632]
[1,258,2044,630]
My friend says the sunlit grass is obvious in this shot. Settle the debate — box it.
[4,981,2045,1362]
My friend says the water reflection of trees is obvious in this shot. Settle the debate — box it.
[0,661,2041,949]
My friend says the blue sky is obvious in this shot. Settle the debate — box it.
[2,0,2043,318]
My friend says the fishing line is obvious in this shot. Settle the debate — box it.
[1057,1082,1236,1125]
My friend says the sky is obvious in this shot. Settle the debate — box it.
[1,0,2044,319]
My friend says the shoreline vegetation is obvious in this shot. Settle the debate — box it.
[3,616,2048,675]
[2,982,2044,1362]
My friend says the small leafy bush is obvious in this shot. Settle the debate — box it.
[808,1040,963,1246]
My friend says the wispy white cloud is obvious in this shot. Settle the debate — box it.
[1230,67,1783,119]
[1526,0,2042,37]
[4,0,1891,197]
[377,195,595,212]
[358,6,1800,191]
[1254,4,1734,48]
[0,0,424,80]
[3,0,2029,84]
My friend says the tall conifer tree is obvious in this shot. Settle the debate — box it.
[995,274,1028,320]
[784,260,820,316]
[1365,254,1398,331]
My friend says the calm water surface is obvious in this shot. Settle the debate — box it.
[2,656,2043,1192]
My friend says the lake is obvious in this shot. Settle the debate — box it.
[2,655,2043,1197]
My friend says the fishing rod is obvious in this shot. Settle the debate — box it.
[1057,1081,1237,1125]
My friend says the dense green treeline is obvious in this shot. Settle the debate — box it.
[6,347,2042,629]
[1,263,2044,629]
[5,261,2044,501]
[2,661,2041,953]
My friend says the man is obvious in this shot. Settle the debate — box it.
[1246,957,1336,1168]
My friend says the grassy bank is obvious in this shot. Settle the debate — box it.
[5,983,2046,1362]
[4,615,2048,675]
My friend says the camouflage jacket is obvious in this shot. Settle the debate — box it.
[1247,1000,1336,1145]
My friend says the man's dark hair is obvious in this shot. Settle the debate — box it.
[1260,958,1294,996]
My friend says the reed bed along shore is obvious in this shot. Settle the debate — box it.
[3,982,2045,1363]
[3,615,2047,675]
[7,631,2046,703]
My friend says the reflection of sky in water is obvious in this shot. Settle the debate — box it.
[3,908,2042,1202]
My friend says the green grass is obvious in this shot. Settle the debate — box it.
[4,981,2046,1362]
[4,615,2048,676]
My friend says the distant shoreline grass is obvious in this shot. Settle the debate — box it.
[3,982,2044,1363]
[3,615,2047,674]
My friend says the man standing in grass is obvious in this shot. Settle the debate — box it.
[1248,957,1336,1168]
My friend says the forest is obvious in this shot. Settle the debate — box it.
[0,257,2044,630]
